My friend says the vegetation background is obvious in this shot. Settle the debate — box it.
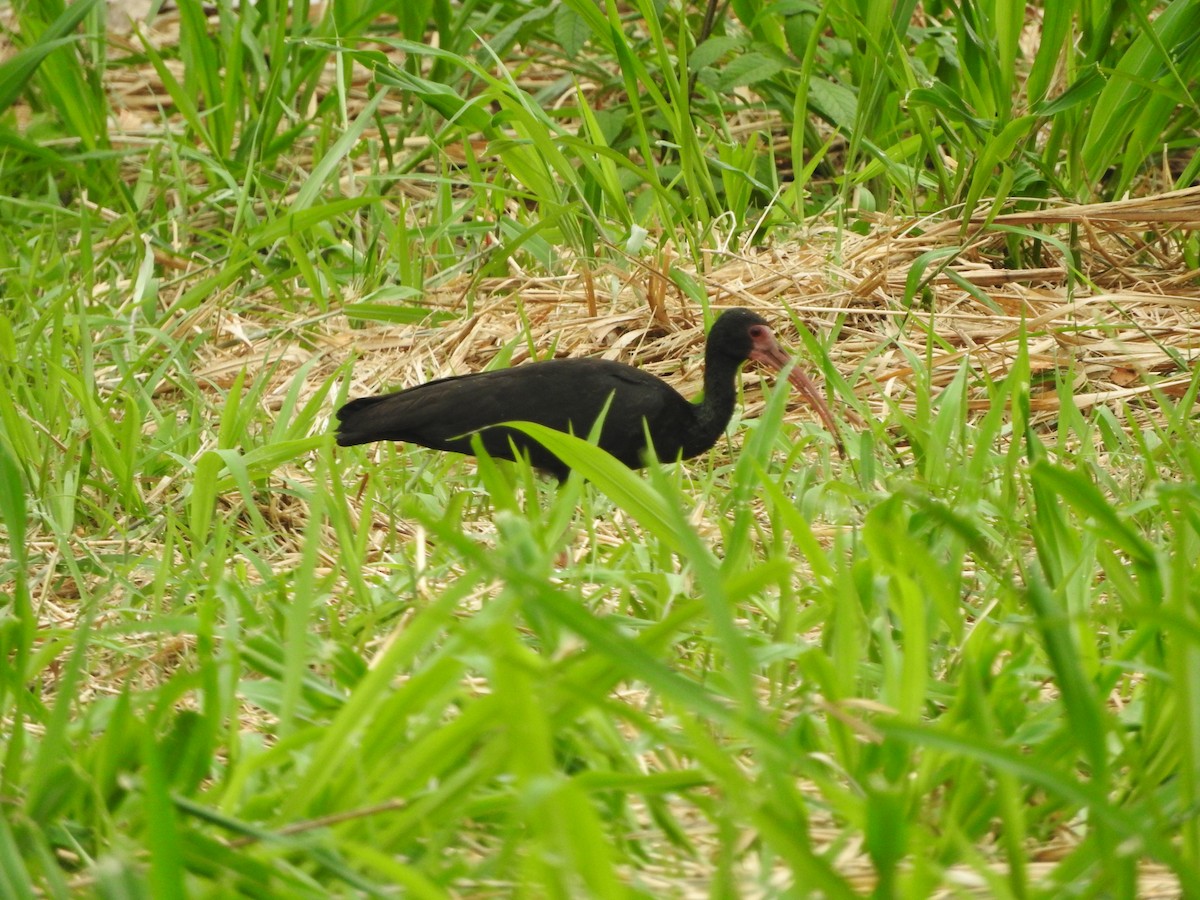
[1,0,1199,895]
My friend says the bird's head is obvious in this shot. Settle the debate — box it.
[709,307,843,449]
[704,308,772,361]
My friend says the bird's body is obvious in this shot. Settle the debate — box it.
[337,358,727,477]
[335,309,840,478]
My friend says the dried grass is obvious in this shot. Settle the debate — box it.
[39,9,1197,443]
[293,189,1200,454]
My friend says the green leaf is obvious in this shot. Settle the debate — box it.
[807,75,857,128]
[689,35,742,72]
[1032,64,1106,116]
[372,64,494,133]
[0,37,78,113]
[342,301,450,324]
[0,0,102,112]
[553,3,591,58]
[717,51,785,91]
[502,422,685,552]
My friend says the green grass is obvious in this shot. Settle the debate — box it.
[1,0,1200,895]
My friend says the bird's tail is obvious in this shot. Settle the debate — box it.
[334,395,392,447]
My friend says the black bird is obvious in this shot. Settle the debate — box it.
[335,308,841,478]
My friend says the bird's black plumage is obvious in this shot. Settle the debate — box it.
[335,308,838,478]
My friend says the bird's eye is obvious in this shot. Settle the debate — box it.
[749,325,765,339]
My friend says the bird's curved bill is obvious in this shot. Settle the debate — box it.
[750,343,844,454]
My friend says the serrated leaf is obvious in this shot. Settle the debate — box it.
[807,76,857,128]
[554,4,591,58]
[717,52,785,91]
[592,107,627,145]
[690,35,742,72]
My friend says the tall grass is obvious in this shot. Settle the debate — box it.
[0,0,1198,895]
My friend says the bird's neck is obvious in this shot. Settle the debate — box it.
[684,358,742,457]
